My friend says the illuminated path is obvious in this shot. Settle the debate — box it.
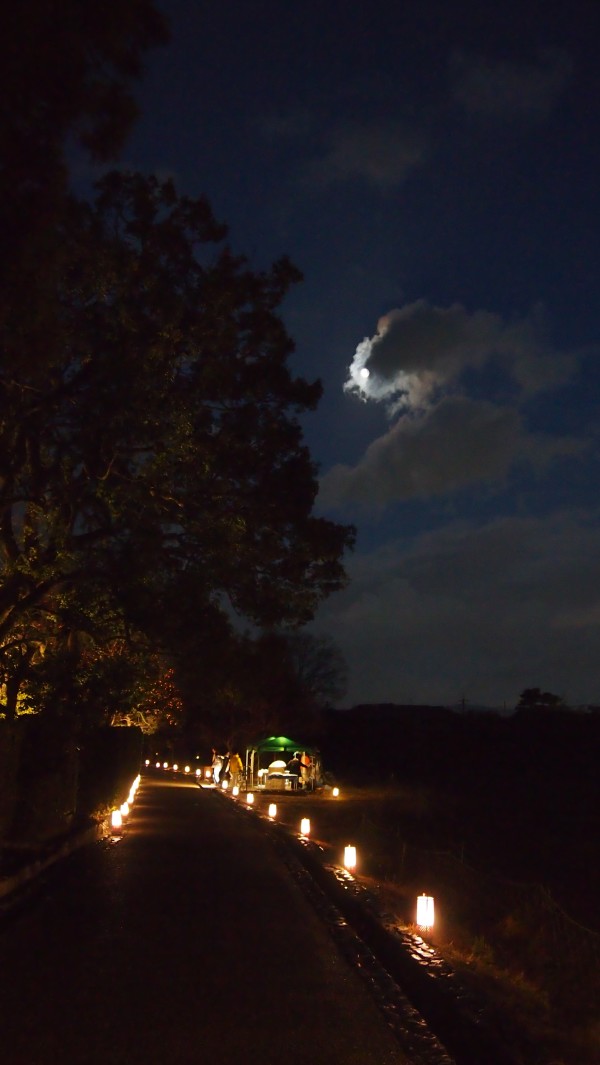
[0,776,411,1064]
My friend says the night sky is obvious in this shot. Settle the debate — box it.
[108,0,600,708]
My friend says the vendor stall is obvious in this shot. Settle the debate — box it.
[245,735,322,792]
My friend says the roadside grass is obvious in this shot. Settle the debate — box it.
[263,783,599,1065]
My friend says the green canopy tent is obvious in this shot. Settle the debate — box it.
[245,735,321,791]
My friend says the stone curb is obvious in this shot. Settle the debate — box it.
[0,821,109,902]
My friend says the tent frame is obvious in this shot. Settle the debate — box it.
[244,735,321,791]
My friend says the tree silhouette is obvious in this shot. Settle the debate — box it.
[516,688,567,711]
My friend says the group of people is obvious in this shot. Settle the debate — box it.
[211,747,314,790]
[211,748,244,787]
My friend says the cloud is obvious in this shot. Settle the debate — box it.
[320,395,581,507]
[344,301,577,410]
[304,119,426,190]
[313,511,600,707]
[323,300,584,508]
[346,302,502,408]
[450,49,573,121]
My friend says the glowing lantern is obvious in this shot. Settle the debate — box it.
[110,809,122,831]
[332,787,340,798]
[173,763,179,772]
[163,762,168,769]
[343,845,357,871]
[155,762,161,769]
[221,778,229,790]
[232,786,239,797]
[268,803,277,819]
[145,759,150,767]
[184,765,190,774]
[195,769,201,777]
[300,817,310,836]
[417,894,435,931]
[205,769,212,780]
[246,792,254,805]
[120,801,129,818]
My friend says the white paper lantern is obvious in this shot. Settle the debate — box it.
[416,894,435,930]
[343,845,357,870]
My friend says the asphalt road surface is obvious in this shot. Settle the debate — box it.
[0,776,412,1064]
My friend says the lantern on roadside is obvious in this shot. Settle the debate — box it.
[300,817,310,837]
[232,785,239,797]
[120,801,129,818]
[268,803,277,819]
[332,786,340,798]
[416,894,435,931]
[184,765,190,774]
[246,792,254,805]
[343,845,357,871]
[111,809,122,832]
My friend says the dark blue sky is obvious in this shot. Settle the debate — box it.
[120,0,600,707]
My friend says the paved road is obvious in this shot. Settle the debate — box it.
[0,776,412,1064]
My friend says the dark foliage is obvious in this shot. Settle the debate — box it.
[1,8,354,728]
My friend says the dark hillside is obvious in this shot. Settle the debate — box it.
[322,705,600,928]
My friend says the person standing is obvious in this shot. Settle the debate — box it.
[229,750,243,787]
[286,752,307,788]
[211,748,223,785]
[220,751,231,784]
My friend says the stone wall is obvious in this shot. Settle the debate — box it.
[1,717,142,846]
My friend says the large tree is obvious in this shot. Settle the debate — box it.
[1,0,170,719]
[0,173,354,718]
[1,2,354,725]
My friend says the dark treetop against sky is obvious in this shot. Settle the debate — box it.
[109,0,600,708]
